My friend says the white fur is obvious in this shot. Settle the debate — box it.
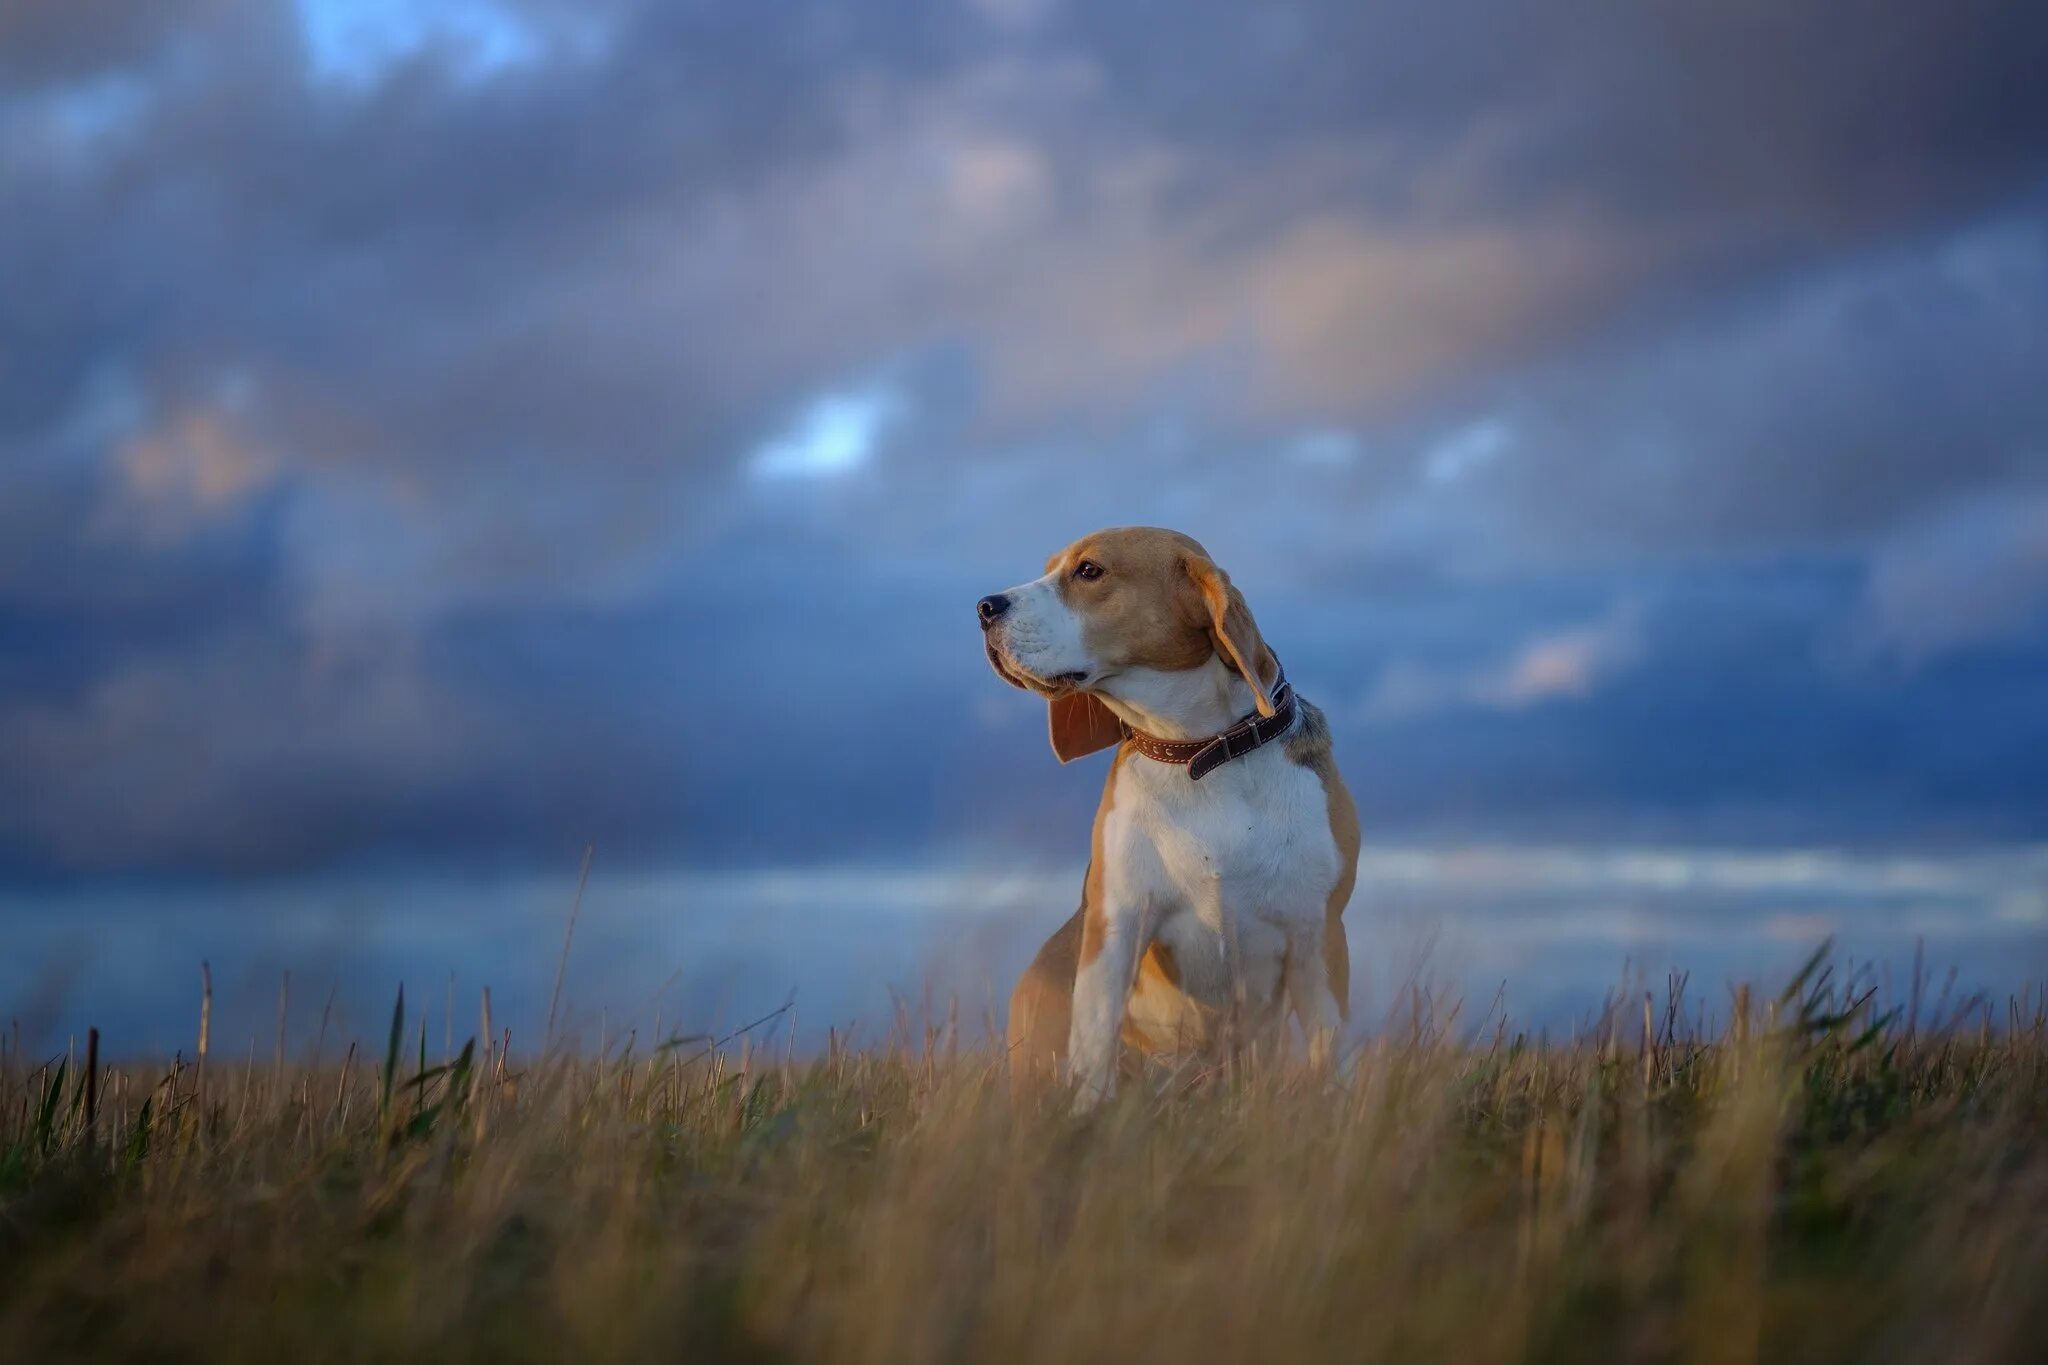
[1068,662,1344,1106]
[987,569,1093,685]
[1096,655,1254,740]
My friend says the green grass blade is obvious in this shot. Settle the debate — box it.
[35,1061,67,1156]
[380,984,404,1127]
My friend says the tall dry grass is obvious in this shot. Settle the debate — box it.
[3,953,2045,1363]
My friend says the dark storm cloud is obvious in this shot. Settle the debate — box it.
[1067,1,2048,227]
[9,1,2046,473]
[1,0,2046,880]
[1335,565,2048,847]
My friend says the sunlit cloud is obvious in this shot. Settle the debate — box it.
[1486,610,1641,706]
[95,405,276,544]
[1359,604,1642,722]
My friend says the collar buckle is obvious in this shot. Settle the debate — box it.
[1133,662,1295,781]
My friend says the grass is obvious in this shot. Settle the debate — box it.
[2,951,2044,1364]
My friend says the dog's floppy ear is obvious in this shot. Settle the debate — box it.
[1184,554,1276,716]
[1048,692,1124,763]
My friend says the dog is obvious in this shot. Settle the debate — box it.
[979,527,1358,1103]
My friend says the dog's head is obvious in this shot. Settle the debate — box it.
[976,527,1275,762]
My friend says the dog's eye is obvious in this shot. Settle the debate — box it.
[1074,560,1105,581]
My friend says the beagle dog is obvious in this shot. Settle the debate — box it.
[979,527,1359,1103]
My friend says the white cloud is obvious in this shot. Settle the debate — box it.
[749,387,902,481]
[1423,416,1511,483]
[296,0,536,87]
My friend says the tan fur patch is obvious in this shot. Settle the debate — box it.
[1184,555,1276,714]
[1006,903,1080,1089]
[1048,691,1124,763]
[1042,526,1278,694]
[1121,942,1188,1051]
[1284,699,1357,1019]
[1076,744,1126,968]
[1051,527,1215,675]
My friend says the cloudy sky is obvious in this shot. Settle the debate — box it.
[3,0,2045,1053]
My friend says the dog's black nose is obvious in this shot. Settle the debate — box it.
[977,594,1010,629]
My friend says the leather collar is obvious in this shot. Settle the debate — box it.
[1121,667,1295,781]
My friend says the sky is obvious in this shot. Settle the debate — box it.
[2,0,2046,1056]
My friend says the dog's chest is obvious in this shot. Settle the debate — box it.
[1113,744,1337,931]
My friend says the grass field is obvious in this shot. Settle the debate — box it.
[3,952,2045,1364]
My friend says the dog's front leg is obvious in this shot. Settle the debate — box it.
[1284,926,1341,1073]
[1067,894,1144,1110]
